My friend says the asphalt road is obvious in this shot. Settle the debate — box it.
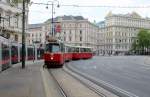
[69,56,150,97]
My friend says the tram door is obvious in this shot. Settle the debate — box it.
[11,45,18,64]
[27,47,34,60]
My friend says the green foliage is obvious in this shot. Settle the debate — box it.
[131,29,150,51]
[131,40,137,50]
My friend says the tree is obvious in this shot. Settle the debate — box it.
[131,29,150,54]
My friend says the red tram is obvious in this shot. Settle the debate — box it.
[44,38,93,68]
[0,37,11,71]
[0,36,45,71]
[44,39,65,68]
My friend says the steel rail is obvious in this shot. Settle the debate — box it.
[64,64,138,97]
[63,64,107,97]
[49,70,68,97]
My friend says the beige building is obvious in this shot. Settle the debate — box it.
[44,15,99,50]
[0,0,29,43]
[97,12,150,55]
[28,23,45,45]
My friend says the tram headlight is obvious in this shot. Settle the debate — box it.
[51,57,53,60]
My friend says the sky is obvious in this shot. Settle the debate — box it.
[29,0,150,24]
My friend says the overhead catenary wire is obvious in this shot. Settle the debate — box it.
[30,2,150,8]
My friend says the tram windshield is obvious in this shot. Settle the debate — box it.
[46,43,60,53]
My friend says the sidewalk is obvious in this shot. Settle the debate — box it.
[0,60,46,97]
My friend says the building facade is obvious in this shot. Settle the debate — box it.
[44,15,99,50]
[28,23,45,45]
[97,12,150,55]
[0,0,29,43]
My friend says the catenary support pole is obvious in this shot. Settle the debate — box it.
[22,0,26,69]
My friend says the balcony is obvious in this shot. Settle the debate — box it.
[0,22,22,34]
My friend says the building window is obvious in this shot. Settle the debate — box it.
[80,30,82,35]
[8,16,10,26]
[70,30,71,35]
[69,37,71,41]
[0,13,1,24]
[15,35,18,41]
[80,37,82,41]
[14,16,19,28]
[6,14,10,26]
[80,24,82,27]
[6,33,10,39]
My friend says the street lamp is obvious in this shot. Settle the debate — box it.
[46,0,60,37]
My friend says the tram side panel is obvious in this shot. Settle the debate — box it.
[0,43,2,71]
[1,43,11,71]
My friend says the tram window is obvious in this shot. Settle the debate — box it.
[68,47,72,52]
[80,48,84,52]
[52,45,60,52]
[65,46,69,52]
[60,43,65,52]
[76,48,79,52]
[2,44,9,61]
[46,44,60,52]
[87,48,92,52]
[83,48,87,52]
[71,47,76,52]
[11,46,18,56]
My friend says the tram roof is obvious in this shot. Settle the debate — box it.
[65,45,93,49]
[46,38,63,44]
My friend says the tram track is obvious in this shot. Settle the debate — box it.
[50,68,104,97]
[63,64,118,97]
[62,67,106,97]
[47,63,119,97]
[48,69,68,97]
[62,68,107,97]
[65,63,138,97]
